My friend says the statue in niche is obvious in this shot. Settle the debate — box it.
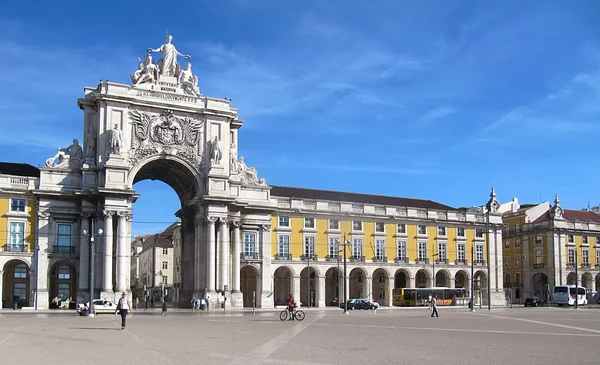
[211,136,223,165]
[229,142,238,172]
[178,62,200,96]
[46,139,84,168]
[147,35,191,77]
[85,127,96,158]
[237,156,266,185]
[110,124,123,155]
[131,54,159,86]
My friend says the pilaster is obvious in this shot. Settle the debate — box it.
[317,275,326,307]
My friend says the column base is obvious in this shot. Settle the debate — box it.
[260,291,274,309]
[230,292,243,308]
[100,290,115,302]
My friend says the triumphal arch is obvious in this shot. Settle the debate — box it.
[37,35,275,308]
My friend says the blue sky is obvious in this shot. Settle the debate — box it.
[1,1,599,237]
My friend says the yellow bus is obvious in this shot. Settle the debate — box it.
[392,287,467,306]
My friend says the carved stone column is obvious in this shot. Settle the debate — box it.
[231,220,241,293]
[116,211,131,293]
[193,213,204,293]
[102,210,115,294]
[206,216,218,293]
[219,218,230,292]
[77,212,90,300]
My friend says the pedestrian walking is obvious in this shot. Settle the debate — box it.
[205,296,210,311]
[191,296,197,311]
[161,299,167,315]
[200,297,205,311]
[430,294,439,318]
[135,297,139,311]
[116,291,132,330]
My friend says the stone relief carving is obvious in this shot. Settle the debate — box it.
[38,211,51,220]
[85,127,96,158]
[129,109,203,165]
[147,35,191,77]
[109,124,123,155]
[210,136,223,166]
[131,54,159,86]
[232,156,266,186]
[229,142,237,171]
[45,139,84,169]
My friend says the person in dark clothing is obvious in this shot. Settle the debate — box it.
[288,294,295,321]
[117,292,132,329]
[430,294,439,318]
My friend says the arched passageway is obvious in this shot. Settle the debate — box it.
[349,268,367,299]
[394,270,409,289]
[2,260,30,309]
[325,267,341,306]
[532,272,549,301]
[415,269,429,288]
[241,265,259,307]
[566,272,576,285]
[372,268,389,305]
[435,270,450,287]
[455,270,469,292]
[300,267,318,307]
[582,272,594,291]
[49,261,77,309]
[273,266,293,306]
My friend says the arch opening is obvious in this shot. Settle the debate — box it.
[2,260,30,309]
[273,266,293,306]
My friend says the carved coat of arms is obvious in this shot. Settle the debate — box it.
[129,109,203,165]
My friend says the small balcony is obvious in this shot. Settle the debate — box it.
[0,245,32,253]
[349,255,365,263]
[580,263,590,268]
[372,256,388,263]
[566,263,575,268]
[454,259,468,265]
[394,257,408,264]
[51,246,78,254]
[533,263,544,269]
[300,254,318,261]
[435,259,448,264]
[240,252,261,261]
[325,254,339,262]
[274,253,292,260]
[595,263,600,268]
[415,258,429,264]
[474,260,486,266]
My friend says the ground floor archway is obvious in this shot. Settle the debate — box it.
[349,268,367,299]
[415,269,429,288]
[241,265,259,307]
[372,268,389,305]
[455,270,468,292]
[531,272,549,301]
[2,259,30,309]
[435,270,450,287]
[300,267,318,307]
[273,266,293,306]
[394,269,410,289]
[325,267,341,306]
[582,272,594,291]
[566,272,576,285]
[49,261,77,309]
[474,270,487,304]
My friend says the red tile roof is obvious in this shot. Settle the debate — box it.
[532,209,600,224]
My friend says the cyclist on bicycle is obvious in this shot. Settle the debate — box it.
[288,294,295,321]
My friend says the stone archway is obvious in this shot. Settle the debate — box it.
[349,268,367,299]
[49,261,77,308]
[241,265,259,307]
[435,269,450,287]
[394,269,410,289]
[2,260,30,309]
[300,267,318,307]
[582,272,594,291]
[455,270,469,291]
[474,270,487,304]
[566,272,576,285]
[372,268,389,306]
[415,269,430,288]
[273,266,293,306]
[325,267,342,306]
[532,272,549,301]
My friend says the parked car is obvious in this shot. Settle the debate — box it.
[524,297,543,307]
[340,299,379,310]
[91,299,117,314]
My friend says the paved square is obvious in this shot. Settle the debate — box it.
[1,307,600,365]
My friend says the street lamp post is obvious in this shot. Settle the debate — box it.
[88,214,96,317]
[432,253,438,288]
[306,253,311,308]
[343,233,348,314]
[486,213,491,311]
[470,241,474,312]
[575,250,579,310]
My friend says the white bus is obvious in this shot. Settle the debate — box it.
[552,285,588,306]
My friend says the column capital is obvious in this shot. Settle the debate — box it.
[39,211,51,220]
[206,216,219,224]
[260,224,272,231]
[230,220,242,228]
[102,209,116,218]
[117,211,133,221]
[193,213,204,225]
[218,217,229,225]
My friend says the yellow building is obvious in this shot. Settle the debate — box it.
[0,163,39,309]
[501,196,600,304]
[259,186,504,307]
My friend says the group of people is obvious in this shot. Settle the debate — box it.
[191,296,211,311]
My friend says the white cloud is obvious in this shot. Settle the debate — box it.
[416,106,457,126]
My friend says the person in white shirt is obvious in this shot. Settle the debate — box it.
[117,292,132,330]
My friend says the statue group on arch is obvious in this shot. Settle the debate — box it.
[131,35,200,97]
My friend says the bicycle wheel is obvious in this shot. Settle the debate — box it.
[294,310,305,321]
[279,310,288,321]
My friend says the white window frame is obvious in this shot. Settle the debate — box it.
[304,236,315,257]
[244,232,256,256]
[9,198,26,213]
[476,244,484,262]
[9,221,26,250]
[457,227,465,237]
[437,226,446,236]
[504,240,510,249]
[57,224,72,252]
[515,223,520,233]
[375,239,385,260]
[505,273,511,286]
[352,221,363,231]
[515,256,520,268]
[515,273,521,286]
[582,236,588,244]
[279,216,290,227]
[568,248,575,266]
[582,249,589,265]
[475,229,484,238]
[568,235,574,243]
[162,247,168,255]
[535,249,543,264]
[162,261,168,270]
[396,240,406,260]
[328,237,339,258]
[278,235,290,257]
[58,265,71,279]
[417,225,427,235]
[304,218,315,229]
[397,224,406,234]
[515,238,521,248]
[375,222,385,233]
[417,241,427,261]
[457,242,465,262]
[329,219,339,230]
[504,257,510,268]
[437,241,447,262]
[352,238,363,258]
[535,235,542,245]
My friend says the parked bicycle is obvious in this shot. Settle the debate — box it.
[279,306,305,321]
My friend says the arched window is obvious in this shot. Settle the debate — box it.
[14,264,27,279]
[13,283,27,300]
[378,272,385,283]
[57,284,70,300]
